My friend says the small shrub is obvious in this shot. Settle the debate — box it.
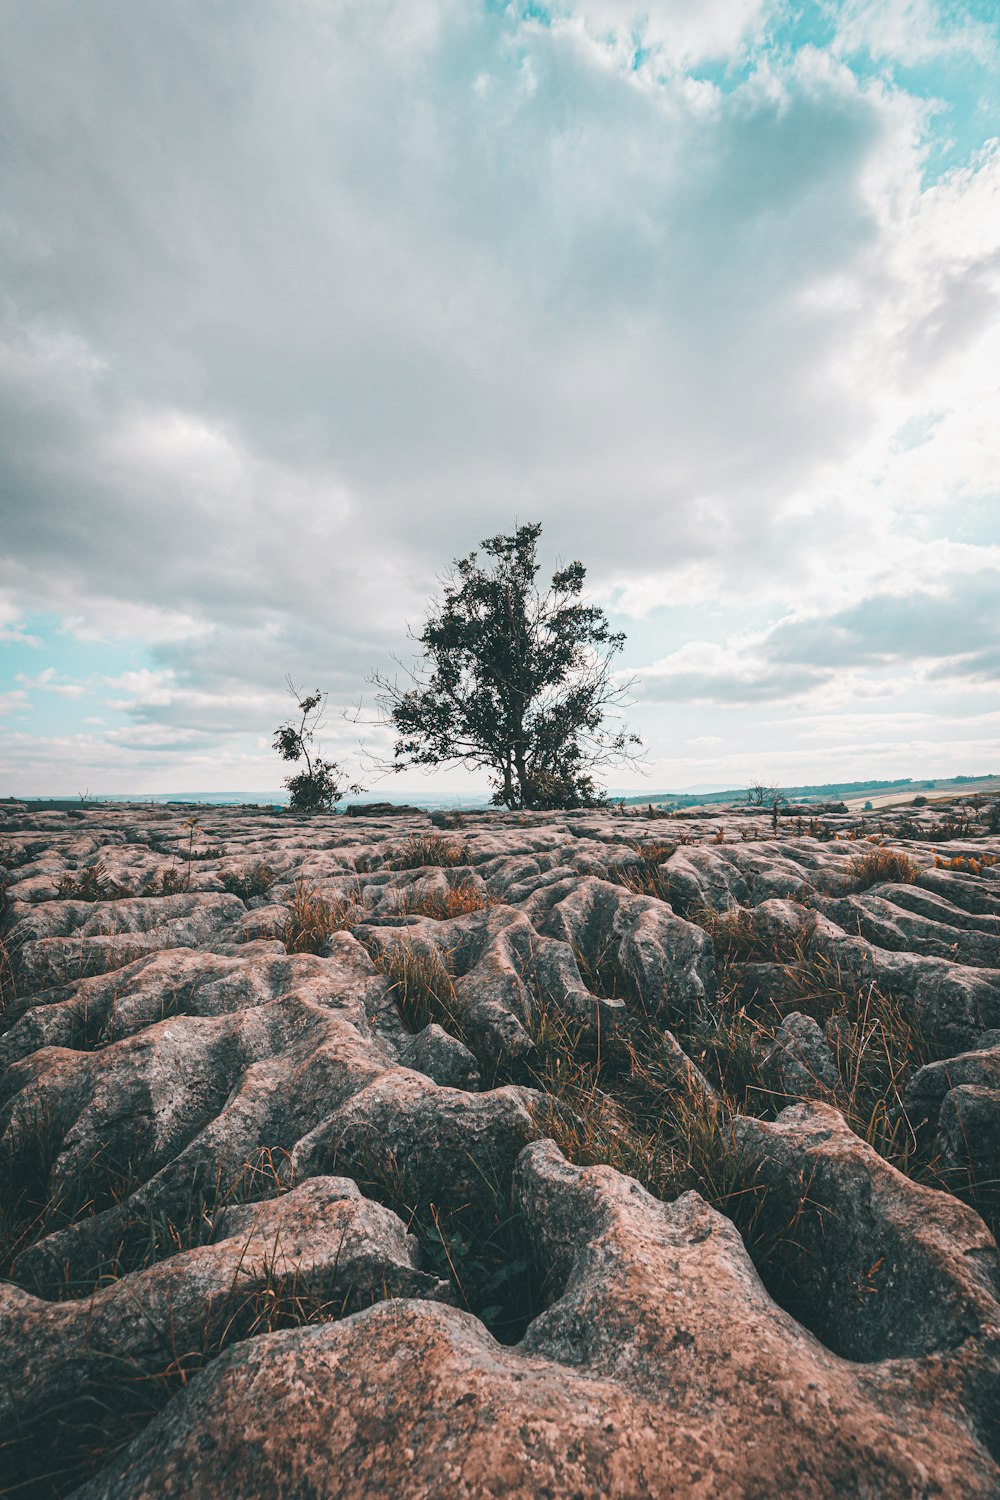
[386,833,471,870]
[284,880,359,954]
[933,814,975,842]
[54,861,128,902]
[273,680,363,813]
[849,847,919,890]
[220,862,276,901]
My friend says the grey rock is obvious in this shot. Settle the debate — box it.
[765,1011,840,1098]
[397,1022,481,1090]
[937,1083,1000,1183]
[906,1040,1000,1132]
[4,802,1000,1497]
[1,1176,449,1448]
[734,1101,1000,1362]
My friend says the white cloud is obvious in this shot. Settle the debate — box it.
[15,667,86,698]
[833,0,998,66]
[546,0,771,67]
[0,0,998,787]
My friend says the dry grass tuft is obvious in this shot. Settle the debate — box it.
[373,943,466,1039]
[627,839,679,864]
[397,879,487,920]
[284,880,359,954]
[849,846,920,890]
[694,904,809,968]
[386,833,472,870]
[0,931,17,1017]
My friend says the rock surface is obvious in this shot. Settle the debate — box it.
[2,798,1000,1495]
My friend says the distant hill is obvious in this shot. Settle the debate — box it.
[618,774,998,809]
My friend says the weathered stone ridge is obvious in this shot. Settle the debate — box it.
[3,797,1000,1496]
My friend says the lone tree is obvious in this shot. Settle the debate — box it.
[371,523,641,810]
[273,679,362,812]
[746,780,786,834]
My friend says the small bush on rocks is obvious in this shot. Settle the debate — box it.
[54,861,128,902]
[220,862,276,901]
[849,847,920,890]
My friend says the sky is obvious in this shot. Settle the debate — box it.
[1,0,999,798]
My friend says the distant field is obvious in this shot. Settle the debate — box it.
[840,776,1000,812]
[623,774,1000,813]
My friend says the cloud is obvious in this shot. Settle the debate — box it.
[0,1,998,785]
[544,0,771,66]
[832,0,998,65]
[629,564,1000,707]
[0,599,42,647]
[762,572,1000,668]
[16,667,86,698]
[631,641,833,703]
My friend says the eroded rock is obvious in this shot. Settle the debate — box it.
[4,801,1000,1497]
[73,1141,1000,1499]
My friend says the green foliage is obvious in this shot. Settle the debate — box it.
[273,679,362,813]
[373,523,641,810]
[155,866,187,896]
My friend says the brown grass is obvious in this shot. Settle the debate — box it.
[386,833,471,870]
[372,943,466,1039]
[284,880,359,953]
[397,879,487,920]
[849,847,920,890]
[933,853,1000,874]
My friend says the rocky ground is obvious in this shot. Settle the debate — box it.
[3,795,1000,1496]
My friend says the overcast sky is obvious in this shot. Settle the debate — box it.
[1,0,999,797]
